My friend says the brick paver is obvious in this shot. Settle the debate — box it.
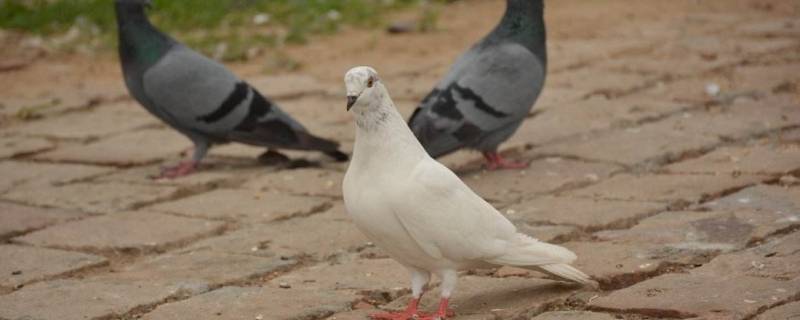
[0,202,90,240]
[0,245,106,290]
[1,1,799,319]
[15,211,225,253]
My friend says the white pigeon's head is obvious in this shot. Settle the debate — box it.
[344,66,380,111]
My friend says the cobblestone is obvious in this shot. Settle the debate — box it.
[34,127,188,166]
[3,181,181,214]
[0,245,106,290]
[15,211,225,253]
[183,203,368,259]
[150,188,330,222]
[0,202,89,240]
[1,1,799,319]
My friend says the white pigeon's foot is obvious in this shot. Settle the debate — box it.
[482,152,529,170]
[416,298,454,320]
[370,298,422,320]
[154,160,198,179]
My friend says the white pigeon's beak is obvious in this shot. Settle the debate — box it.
[346,95,357,111]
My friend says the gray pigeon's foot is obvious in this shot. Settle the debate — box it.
[154,160,198,179]
[483,152,529,170]
[257,149,291,166]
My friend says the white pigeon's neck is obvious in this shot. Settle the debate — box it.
[351,83,428,168]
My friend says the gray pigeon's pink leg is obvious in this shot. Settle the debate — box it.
[483,151,529,170]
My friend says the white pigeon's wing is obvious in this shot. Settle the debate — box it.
[142,46,251,135]
[387,158,518,262]
[409,42,545,156]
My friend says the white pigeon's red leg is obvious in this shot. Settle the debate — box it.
[417,298,454,320]
[483,151,529,170]
[370,268,431,320]
[156,160,198,179]
[417,270,457,319]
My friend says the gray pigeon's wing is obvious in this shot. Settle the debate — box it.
[142,46,251,138]
[409,42,545,157]
[143,46,343,153]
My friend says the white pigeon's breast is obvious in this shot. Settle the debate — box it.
[343,171,451,270]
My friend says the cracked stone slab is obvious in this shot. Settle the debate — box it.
[33,128,188,166]
[15,211,225,253]
[537,112,721,166]
[665,143,800,175]
[532,311,615,320]
[0,160,115,194]
[564,241,663,288]
[0,245,107,289]
[141,285,358,320]
[0,201,90,240]
[547,69,653,98]
[704,184,800,221]
[506,196,665,231]
[590,232,800,319]
[184,202,368,259]
[0,278,179,320]
[737,18,800,37]
[242,167,344,197]
[387,276,582,319]
[272,257,409,302]
[110,251,295,295]
[755,301,800,320]
[149,188,330,223]
[540,94,800,165]
[96,156,269,187]
[727,63,800,94]
[567,173,765,204]
[4,100,157,140]
[596,209,800,263]
[0,135,54,159]
[3,181,181,214]
[547,38,646,72]
[462,157,620,204]
[509,95,689,148]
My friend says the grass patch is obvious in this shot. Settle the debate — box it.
[1,0,441,62]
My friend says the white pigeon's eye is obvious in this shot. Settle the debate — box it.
[367,77,374,88]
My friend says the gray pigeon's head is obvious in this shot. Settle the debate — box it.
[344,66,380,111]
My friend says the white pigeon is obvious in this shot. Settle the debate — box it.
[342,66,596,320]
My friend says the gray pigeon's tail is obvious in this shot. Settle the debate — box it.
[295,131,349,162]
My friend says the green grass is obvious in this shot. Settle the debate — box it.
[1,0,440,62]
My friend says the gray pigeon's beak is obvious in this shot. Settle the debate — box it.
[347,96,357,111]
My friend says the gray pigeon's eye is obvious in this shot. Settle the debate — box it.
[367,77,374,88]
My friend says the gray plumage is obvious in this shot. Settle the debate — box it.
[409,0,547,159]
[114,0,347,175]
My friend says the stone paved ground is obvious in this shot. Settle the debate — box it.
[1,0,800,319]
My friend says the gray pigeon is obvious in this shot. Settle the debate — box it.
[114,0,347,178]
[408,0,546,170]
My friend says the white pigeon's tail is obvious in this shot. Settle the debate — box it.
[487,234,598,288]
